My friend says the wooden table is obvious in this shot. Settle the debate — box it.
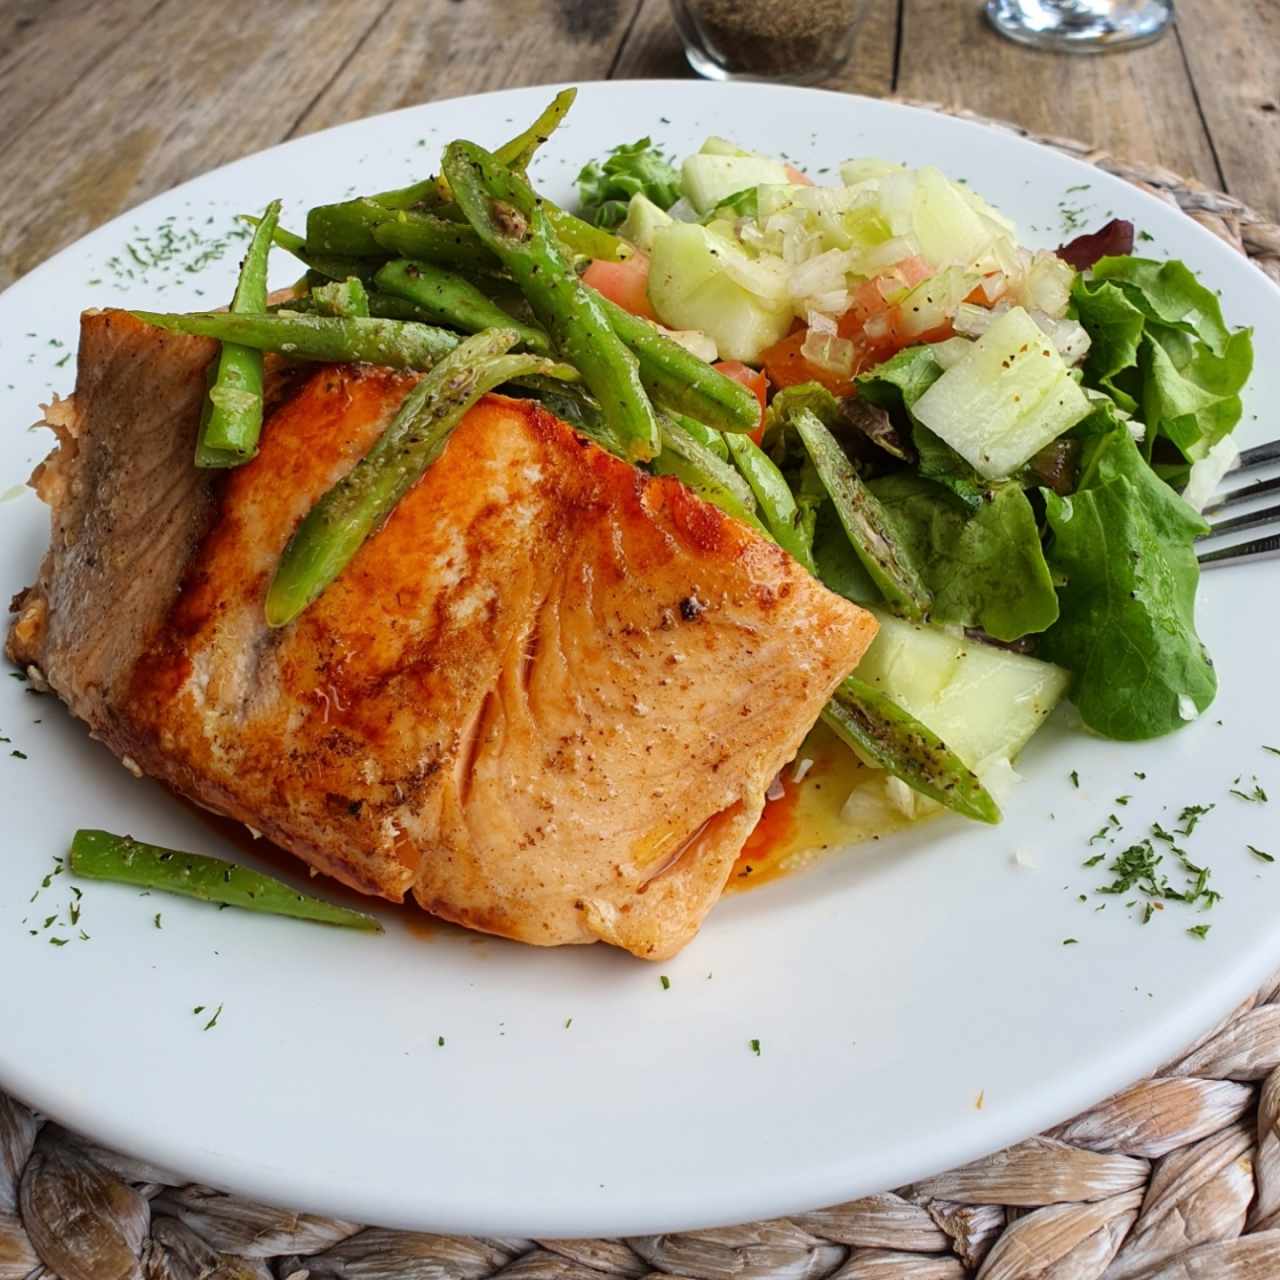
[0,0,1275,292]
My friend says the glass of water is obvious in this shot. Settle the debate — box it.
[985,0,1173,53]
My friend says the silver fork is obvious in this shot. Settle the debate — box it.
[1198,440,1280,567]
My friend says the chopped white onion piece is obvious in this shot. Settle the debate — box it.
[1012,847,1038,869]
[804,289,850,318]
[765,773,786,803]
[789,247,853,298]
[656,326,719,363]
[791,757,815,783]
[806,309,838,335]
[859,235,920,275]
[1178,694,1199,722]
[800,328,856,376]
[977,756,1023,807]
[667,197,700,223]
[884,776,918,819]
[980,272,1007,303]
[1182,436,1241,513]
[953,301,997,337]
[864,314,891,341]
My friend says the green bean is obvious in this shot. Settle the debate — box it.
[666,411,728,460]
[371,209,499,271]
[544,206,634,263]
[195,199,280,468]
[723,432,816,573]
[790,407,932,621]
[130,310,459,369]
[69,829,383,930]
[444,140,660,461]
[374,258,549,355]
[653,418,765,533]
[309,276,370,318]
[369,176,445,211]
[242,217,376,283]
[305,197,394,256]
[267,329,577,627]
[494,87,577,172]
[596,298,761,434]
[822,677,1000,824]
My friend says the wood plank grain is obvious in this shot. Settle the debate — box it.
[289,0,643,137]
[0,0,163,148]
[896,1,1221,189]
[611,0,897,97]
[1175,2,1280,218]
[0,0,386,288]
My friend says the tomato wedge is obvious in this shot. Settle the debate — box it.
[714,360,769,442]
[582,253,657,321]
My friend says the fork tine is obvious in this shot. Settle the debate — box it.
[1202,500,1280,539]
[1202,472,1280,514]
[1236,440,1280,471]
[1199,531,1280,568]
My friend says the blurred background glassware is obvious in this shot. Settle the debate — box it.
[985,0,1173,52]
[669,0,865,83]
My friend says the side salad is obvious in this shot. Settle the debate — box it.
[127,89,1253,838]
[577,127,1253,747]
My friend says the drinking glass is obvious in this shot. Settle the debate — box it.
[669,0,866,83]
[985,0,1173,53]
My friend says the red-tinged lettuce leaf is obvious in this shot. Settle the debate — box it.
[1058,219,1135,270]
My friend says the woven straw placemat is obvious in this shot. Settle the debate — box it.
[4,106,1280,1280]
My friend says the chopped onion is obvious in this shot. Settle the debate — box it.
[1012,847,1038,869]
[666,197,700,223]
[765,773,786,802]
[980,272,1007,303]
[803,289,850,318]
[800,328,856,376]
[1182,436,1241,513]
[1031,313,1092,365]
[806,309,838,335]
[1178,694,1199,722]
[1018,250,1075,319]
[791,757,815,783]
[859,235,920,275]
[656,326,719,363]
[884,776,917,819]
[789,247,854,298]
[953,301,997,337]
[863,314,891,341]
[978,756,1023,807]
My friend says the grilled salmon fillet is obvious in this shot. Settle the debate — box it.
[10,309,878,959]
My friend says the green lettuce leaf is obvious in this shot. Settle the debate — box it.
[1038,423,1215,740]
[576,138,681,229]
[868,474,1059,641]
[1072,256,1253,463]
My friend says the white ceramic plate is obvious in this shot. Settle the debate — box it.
[1,81,1278,1238]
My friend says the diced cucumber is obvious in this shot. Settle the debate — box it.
[648,223,793,362]
[895,267,979,339]
[839,158,907,185]
[911,306,1092,479]
[618,193,674,253]
[856,611,1069,770]
[700,136,757,158]
[682,154,790,215]
[911,166,1000,271]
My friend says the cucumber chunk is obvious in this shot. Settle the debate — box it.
[648,223,792,362]
[618,194,674,253]
[682,154,790,216]
[911,306,1091,479]
[856,611,1069,770]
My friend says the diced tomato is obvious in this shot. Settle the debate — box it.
[784,164,815,187]
[759,331,858,398]
[714,360,769,442]
[582,253,657,321]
